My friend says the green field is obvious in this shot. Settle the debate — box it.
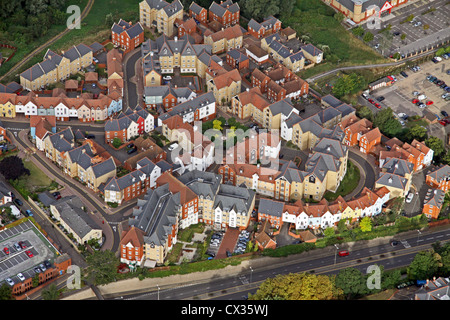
[1,0,141,84]
[283,0,389,79]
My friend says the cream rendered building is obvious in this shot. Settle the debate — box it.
[139,0,183,37]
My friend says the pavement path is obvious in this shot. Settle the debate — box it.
[306,47,441,83]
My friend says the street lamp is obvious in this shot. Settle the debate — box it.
[334,244,339,265]
[417,230,421,244]
[249,266,253,284]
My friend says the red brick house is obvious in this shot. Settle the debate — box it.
[267,81,286,102]
[111,19,144,54]
[176,18,198,38]
[359,127,381,154]
[209,0,240,28]
[247,16,281,39]
[251,68,271,93]
[226,49,249,70]
[189,2,208,24]
[426,165,450,193]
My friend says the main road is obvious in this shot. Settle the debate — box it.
[111,226,450,300]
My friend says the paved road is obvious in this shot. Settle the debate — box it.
[123,49,141,109]
[0,0,94,83]
[109,226,450,300]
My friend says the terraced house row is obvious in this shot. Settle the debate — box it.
[258,186,390,230]
[20,44,94,91]
[0,91,123,121]
[40,127,117,192]
[119,169,255,266]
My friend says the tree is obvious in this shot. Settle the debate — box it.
[407,125,428,142]
[41,283,60,300]
[363,31,374,43]
[332,73,366,98]
[112,137,123,149]
[352,26,365,37]
[212,119,223,131]
[356,105,373,122]
[85,250,120,286]
[335,268,367,299]
[408,250,441,280]
[360,216,372,232]
[425,137,445,159]
[0,155,30,180]
[0,283,13,300]
[324,227,335,237]
[240,0,280,21]
[105,13,114,27]
[250,273,342,300]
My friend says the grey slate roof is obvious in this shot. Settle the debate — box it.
[376,172,408,190]
[305,152,340,182]
[382,158,414,177]
[321,94,343,108]
[91,157,116,178]
[258,198,284,217]
[268,98,294,116]
[177,170,222,200]
[189,2,204,15]
[53,195,100,239]
[424,188,445,208]
[214,184,255,214]
[427,165,450,183]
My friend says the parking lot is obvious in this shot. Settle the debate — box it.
[365,0,450,57]
[368,59,450,119]
[0,220,58,287]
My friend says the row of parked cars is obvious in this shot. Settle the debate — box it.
[233,230,250,255]
[5,260,52,287]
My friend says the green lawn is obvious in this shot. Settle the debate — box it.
[282,0,389,79]
[324,160,361,202]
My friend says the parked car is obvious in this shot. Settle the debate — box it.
[376,96,385,102]
[17,273,25,282]
[34,267,42,274]
[441,111,449,117]
[14,243,22,251]
[14,199,23,206]
[439,120,448,126]
[25,250,33,258]
[3,247,9,255]
[167,143,178,151]
[390,240,399,246]
[52,192,61,200]
[44,260,52,269]
[39,263,47,272]
[412,99,419,104]
[24,209,33,217]
[426,101,434,105]
[406,192,414,203]
[400,71,408,78]
[127,147,137,154]
[5,278,14,286]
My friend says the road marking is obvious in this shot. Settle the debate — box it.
[401,240,411,248]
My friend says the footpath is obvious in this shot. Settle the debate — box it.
[62,225,449,300]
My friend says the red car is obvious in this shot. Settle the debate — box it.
[3,247,9,255]
[426,101,433,105]
[368,98,374,104]
[439,120,448,126]
[412,99,419,104]
[338,250,350,257]
[18,241,26,249]
[375,103,381,108]
[25,250,33,258]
